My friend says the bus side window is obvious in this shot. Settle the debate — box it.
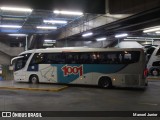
[45,53,57,64]
[30,53,45,65]
[121,51,140,64]
[97,52,118,64]
[156,48,160,56]
[65,54,73,64]
[37,53,45,64]
[107,53,117,64]
[152,61,160,66]
[79,53,91,64]
[146,47,155,55]
[124,53,131,60]
[54,53,65,64]
[34,53,66,64]
[90,52,99,64]
[119,53,123,63]
[124,52,134,63]
[72,53,79,64]
[98,53,105,64]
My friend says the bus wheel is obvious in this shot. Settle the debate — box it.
[98,77,112,88]
[151,69,159,76]
[29,75,39,84]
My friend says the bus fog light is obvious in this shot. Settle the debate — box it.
[113,78,116,81]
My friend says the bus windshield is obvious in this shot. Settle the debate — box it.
[15,53,31,71]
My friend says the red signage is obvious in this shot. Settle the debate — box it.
[62,65,83,76]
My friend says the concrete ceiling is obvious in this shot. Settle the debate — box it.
[0,9,83,34]
[1,0,160,49]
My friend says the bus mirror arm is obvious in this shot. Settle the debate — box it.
[11,56,24,65]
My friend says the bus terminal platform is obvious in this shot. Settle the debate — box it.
[0,80,68,92]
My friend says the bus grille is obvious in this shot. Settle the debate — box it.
[125,75,139,85]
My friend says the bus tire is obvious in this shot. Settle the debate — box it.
[98,77,112,88]
[29,75,39,84]
[151,69,159,76]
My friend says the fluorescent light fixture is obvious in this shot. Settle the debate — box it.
[43,20,67,24]
[44,39,56,42]
[43,43,53,46]
[115,33,128,38]
[0,25,22,28]
[44,39,56,43]
[124,39,153,41]
[82,32,93,37]
[0,6,32,12]
[124,39,139,41]
[143,26,160,33]
[156,31,160,34]
[54,10,83,16]
[127,37,160,40]
[96,37,107,41]
[36,26,57,30]
[85,41,92,44]
[127,37,144,39]
[8,34,27,37]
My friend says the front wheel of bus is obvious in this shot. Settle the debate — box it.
[98,77,112,88]
[29,75,39,84]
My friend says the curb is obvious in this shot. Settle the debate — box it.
[147,77,160,80]
[0,86,68,92]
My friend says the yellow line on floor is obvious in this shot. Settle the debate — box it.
[0,86,68,92]
[147,77,160,80]
[139,103,158,106]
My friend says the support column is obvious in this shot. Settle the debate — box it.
[25,35,28,51]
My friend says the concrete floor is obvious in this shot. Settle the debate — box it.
[0,80,160,120]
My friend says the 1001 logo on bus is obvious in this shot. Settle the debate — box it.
[62,65,83,76]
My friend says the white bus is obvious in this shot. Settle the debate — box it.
[146,46,160,76]
[11,47,148,88]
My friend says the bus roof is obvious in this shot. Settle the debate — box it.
[19,47,144,55]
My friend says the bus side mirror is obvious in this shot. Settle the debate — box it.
[9,65,14,71]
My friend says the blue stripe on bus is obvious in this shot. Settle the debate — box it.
[51,64,127,83]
